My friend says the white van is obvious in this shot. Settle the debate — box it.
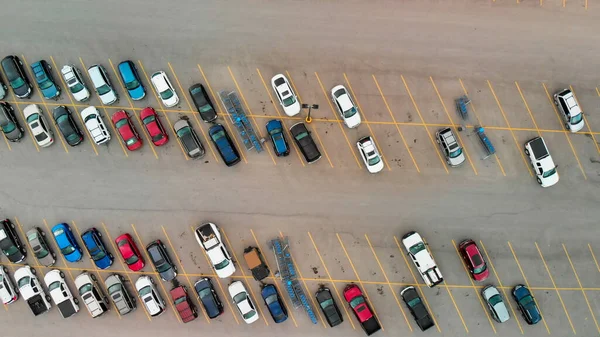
[87,65,118,105]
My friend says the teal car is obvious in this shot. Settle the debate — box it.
[31,60,60,100]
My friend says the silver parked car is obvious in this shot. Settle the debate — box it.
[435,127,465,167]
[75,272,109,318]
[26,227,56,267]
[105,274,136,315]
[482,285,510,323]
[174,119,205,159]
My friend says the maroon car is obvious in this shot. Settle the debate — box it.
[458,239,489,282]
[112,110,142,151]
[170,285,197,323]
[139,107,168,146]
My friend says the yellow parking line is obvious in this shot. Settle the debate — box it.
[589,244,600,273]
[162,226,210,323]
[540,83,587,179]
[336,233,385,331]
[42,219,77,283]
[430,77,477,175]
[563,244,600,335]
[364,234,411,331]
[534,242,575,334]
[197,64,247,164]
[21,55,69,154]
[569,85,600,155]
[479,240,523,334]
[401,75,449,174]
[515,82,541,133]
[372,74,420,172]
[307,231,355,330]
[167,63,219,163]
[507,241,551,334]
[451,240,496,334]
[343,73,391,170]
[227,66,277,165]
[130,223,181,323]
[256,68,305,166]
[314,72,362,168]
[596,87,600,97]
[487,80,533,176]
[250,230,298,328]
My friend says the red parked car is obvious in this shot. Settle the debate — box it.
[170,285,198,323]
[112,110,142,151]
[458,239,489,281]
[115,233,145,272]
[344,284,374,323]
[140,107,168,146]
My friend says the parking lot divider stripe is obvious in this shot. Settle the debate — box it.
[307,231,355,329]
[189,226,239,325]
[314,72,362,168]
[534,243,575,334]
[336,233,385,331]
[365,234,412,331]
[162,226,210,323]
[487,80,533,176]
[401,75,449,174]
[343,73,391,171]
[430,77,478,175]
[21,55,70,154]
[167,63,219,163]
[372,74,420,172]
[221,229,269,326]
[130,223,182,323]
[507,241,551,334]
[197,64,247,164]
[569,85,600,155]
[589,244,600,273]
[563,244,600,335]
[79,57,129,157]
[451,240,496,334]
[50,56,98,156]
[256,68,305,166]
[227,67,277,166]
[515,82,541,134]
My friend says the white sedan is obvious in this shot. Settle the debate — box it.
[135,275,166,317]
[357,136,384,173]
[195,223,235,278]
[60,65,90,102]
[271,74,300,116]
[331,85,361,128]
[23,104,54,147]
[151,71,179,107]
[229,281,259,324]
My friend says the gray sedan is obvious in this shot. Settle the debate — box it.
[105,274,136,315]
[174,119,205,159]
[26,227,56,267]
[482,285,510,323]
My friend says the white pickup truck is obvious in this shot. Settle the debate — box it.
[402,232,443,287]
[524,137,559,188]
[44,269,79,318]
[15,266,52,316]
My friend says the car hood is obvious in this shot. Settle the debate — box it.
[283,100,300,117]
[41,85,59,99]
[99,90,117,104]
[448,152,466,166]
[13,83,31,98]
[94,255,113,269]
[128,85,145,100]
[159,267,176,281]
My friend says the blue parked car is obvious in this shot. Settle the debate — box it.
[31,60,60,100]
[261,284,287,323]
[81,227,114,269]
[266,119,289,157]
[117,60,145,100]
[209,124,241,167]
[512,284,541,325]
[51,223,82,262]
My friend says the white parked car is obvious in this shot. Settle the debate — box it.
[88,64,118,105]
[23,104,54,147]
[61,65,90,102]
[0,266,18,305]
[357,136,384,173]
[135,275,166,317]
[74,272,108,318]
[402,231,443,287]
[15,265,52,316]
[271,74,300,116]
[436,127,465,167]
[524,137,559,188]
[331,85,361,128]
[228,281,259,324]
[44,269,79,318]
[81,106,111,145]
[554,89,584,133]
[151,71,179,107]
[195,223,235,278]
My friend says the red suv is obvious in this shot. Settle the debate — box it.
[458,239,489,281]
[115,233,145,272]
[170,285,197,323]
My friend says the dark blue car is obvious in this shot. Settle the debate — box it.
[261,284,287,323]
[118,60,145,100]
[51,223,82,263]
[31,60,60,100]
[81,227,114,269]
[266,119,289,157]
[209,124,241,167]
[194,277,223,319]
[512,284,541,325]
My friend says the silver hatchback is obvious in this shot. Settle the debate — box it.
[482,285,510,323]
[105,274,136,315]
[26,227,56,267]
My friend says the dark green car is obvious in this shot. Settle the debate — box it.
[0,102,23,142]
[52,106,83,146]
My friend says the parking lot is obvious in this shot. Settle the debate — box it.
[2,1,600,337]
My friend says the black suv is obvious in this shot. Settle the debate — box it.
[189,84,217,123]
[0,219,26,263]
[316,286,343,327]
[0,102,24,142]
[290,122,321,164]
[194,277,223,319]
[400,286,435,331]
[146,240,177,281]
[1,55,32,98]
[52,106,83,146]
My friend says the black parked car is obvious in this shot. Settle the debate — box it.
[290,122,321,164]
[315,286,343,327]
[0,102,24,142]
[146,240,177,281]
[52,106,83,146]
[400,286,435,331]
[1,55,32,99]
[193,277,223,319]
[189,84,217,122]
[0,219,26,263]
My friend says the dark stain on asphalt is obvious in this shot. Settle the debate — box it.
[312,267,319,274]
[377,286,384,296]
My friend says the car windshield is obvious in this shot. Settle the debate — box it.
[138,286,152,296]
[214,259,230,270]
[520,295,534,307]
[295,131,309,141]
[349,296,365,309]
[3,245,18,256]
[26,114,38,124]
[543,168,557,178]
[199,288,212,298]
[449,147,463,158]
[35,245,49,259]
[282,96,296,107]
[39,80,53,90]
[2,122,15,133]
[48,281,61,291]
[409,242,426,255]
[243,310,257,320]
[265,294,278,305]
[174,296,187,305]
[61,245,75,255]
[156,262,171,273]
[108,283,121,294]
[199,104,212,113]
[474,264,487,274]
[125,254,139,265]
[176,126,190,138]
[115,119,128,129]
[488,294,503,306]
[10,77,25,89]
[571,114,583,125]
[56,114,69,126]
[319,298,333,309]
[18,276,30,288]
[211,130,225,141]
[91,249,106,261]
[368,156,381,166]
[125,79,140,90]
[78,283,93,295]
[407,297,422,307]
[143,115,155,125]
[269,127,281,136]
[70,83,84,94]
[343,106,358,118]
[97,84,111,96]
[233,293,247,304]
[160,89,174,100]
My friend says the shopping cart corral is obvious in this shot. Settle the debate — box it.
[455,95,471,120]
[474,126,496,159]
[219,90,265,152]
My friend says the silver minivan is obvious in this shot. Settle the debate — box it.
[554,88,584,133]
[87,65,118,105]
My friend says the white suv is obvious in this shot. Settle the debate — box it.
[81,106,111,145]
[524,137,559,187]
[88,65,118,105]
[402,231,443,287]
[554,89,584,133]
